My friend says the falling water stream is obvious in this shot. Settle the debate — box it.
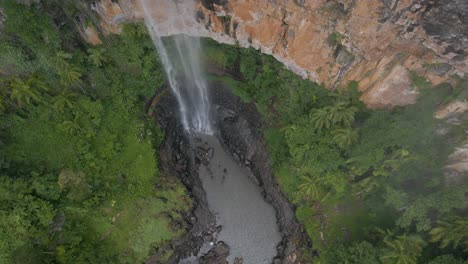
[140,1,281,263]
[141,0,212,134]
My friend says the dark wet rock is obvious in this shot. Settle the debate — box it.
[426,63,453,76]
[211,83,311,263]
[148,81,310,263]
[200,0,228,11]
[199,242,230,264]
[234,257,244,264]
[146,93,218,264]
[422,0,468,58]
[206,147,214,159]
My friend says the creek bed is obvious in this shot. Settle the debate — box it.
[193,134,281,263]
[154,82,310,264]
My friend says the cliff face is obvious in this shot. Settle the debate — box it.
[88,0,467,109]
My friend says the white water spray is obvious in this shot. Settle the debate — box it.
[140,0,213,134]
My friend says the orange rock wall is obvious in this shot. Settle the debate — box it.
[89,0,467,109]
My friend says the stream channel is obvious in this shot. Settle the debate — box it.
[153,83,309,264]
[186,134,281,263]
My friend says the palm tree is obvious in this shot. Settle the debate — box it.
[310,108,331,130]
[60,120,81,135]
[53,52,86,92]
[52,92,75,112]
[328,102,357,128]
[58,66,84,89]
[297,175,326,201]
[353,176,381,199]
[380,231,426,264]
[124,23,145,38]
[87,48,108,67]
[332,128,358,149]
[383,149,411,171]
[54,51,73,69]
[352,149,411,198]
[9,77,47,106]
[430,217,468,250]
[310,102,357,130]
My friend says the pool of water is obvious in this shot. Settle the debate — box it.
[192,135,281,263]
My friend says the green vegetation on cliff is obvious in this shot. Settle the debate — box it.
[0,2,189,263]
[1,1,466,264]
[203,39,467,263]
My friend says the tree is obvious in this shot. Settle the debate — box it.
[397,186,466,232]
[60,120,81,135]
[53,51,85,91]
[430,216,468,250]
[310,102,357,130]
[428,255,467,264]
[87,48,108,67]
[54,51,73,69]
[379,231,426,264]
[381,149,411,173]
[351,148,412,199]
[51,92,75,112]
[9,77,47,106]
[123,23,146,38]
[58,66,84,89]
[58,170,90,201]
[297,174,323,201]
[327,102,357,128]
[322,241,380,264]
[353,176,381,199]
[332,128,358,149]
[310,108,331,130]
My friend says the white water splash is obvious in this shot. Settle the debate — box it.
[140,0,213,134]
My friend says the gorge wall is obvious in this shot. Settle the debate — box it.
[83,0,467,109]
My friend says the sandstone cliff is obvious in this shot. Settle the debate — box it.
[86,0,467,109]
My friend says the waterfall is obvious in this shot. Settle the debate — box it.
[140,0,213,135]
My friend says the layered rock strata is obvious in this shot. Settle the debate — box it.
[86,0,467,109]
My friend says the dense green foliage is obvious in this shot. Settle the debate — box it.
[0,2,190,263]
[1,1,466,263]
[202,39,468,263]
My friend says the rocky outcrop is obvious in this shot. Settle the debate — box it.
[435,98,468,180]
[152,92,219,263]
[79,26,103,45]
[446,142,468,177]
[435,100,468,121]
[85,0,466,109]
[199,242,230,264]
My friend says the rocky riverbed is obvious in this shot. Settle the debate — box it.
[149,82,310,263]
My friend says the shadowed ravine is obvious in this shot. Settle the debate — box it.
[153,83,308,264]
[157,96,284,264]
[141,0,284,262]
[188,135,281,263]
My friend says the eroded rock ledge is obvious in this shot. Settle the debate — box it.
[83,0,467,109]
[151,83,309,263]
